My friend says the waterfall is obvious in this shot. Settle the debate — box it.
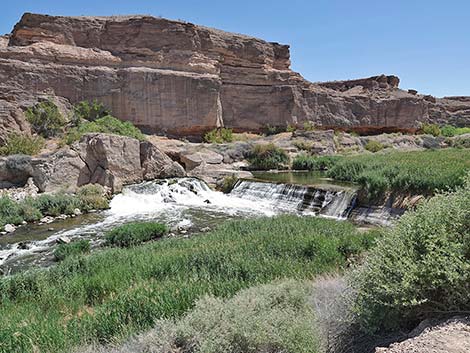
[230,180,357,220]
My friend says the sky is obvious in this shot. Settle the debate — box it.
[1,0,468,97]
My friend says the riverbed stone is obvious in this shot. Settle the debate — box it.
[4,224,16,233]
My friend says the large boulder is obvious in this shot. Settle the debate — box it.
[77,133,143,192]
[180,148,224,171]
[0,155,33,188]
[140,141,186,180]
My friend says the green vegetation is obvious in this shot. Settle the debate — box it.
[248,143,289,170]
[219,174,239,193]
[64,115,146,144]
[72,100,110,125]
[364,140,385,153]
[0,185,109,228]
[203,128,234,144]
[293,139,314,151]
[54,240,90,262]
[292,154,340,171]
[303,121,316,131]
[0,216,376,352]
[352,175,470,333]
[286,124,297,133]
[420,123,441,137]
[452,134,470,148]
[25,100,66,138]
[105,222,168,247]
[0,133,45,156]
[82,280,318,353]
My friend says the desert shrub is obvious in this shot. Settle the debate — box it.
[0,196,23,227]
[82,280,318,353]
[292,139,314,151]
[292,154,340,171]
[219,174,239,193]
[54,240,90,262]
[420,123,441,137]
[72,100,110,126]
[303,121,315,131]
[451,134,470,148]
[105,222,168,247]
[286,124,297,133]
[364,140,384,153]
[25,100,66,138]
[352,175,470,333]
[248,143,289,170]
[33,193,82,217]
[76,184,109,211]
[0,133,45,156]
[64,115,145,144]
[19,197,42,222]
[203,128,233,144]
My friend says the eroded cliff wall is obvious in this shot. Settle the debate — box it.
[0,13,469,141]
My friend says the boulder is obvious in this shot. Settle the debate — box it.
[77,133,143,192]
[0,155,34,188]
[140,141,186,180]
[180,149,224,171]
[4,224,16,233]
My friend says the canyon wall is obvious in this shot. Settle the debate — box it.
[1,13,469,141]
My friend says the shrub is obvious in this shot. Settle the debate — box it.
[0,196,23,227]
[292,154,340,171]
[219,174,239,193]
[19,198,42,222]
[352,175,470,333]
[54,240,90,262]
[441,125,470,137]
[64,115,145,144]
[286,124,297,133]
[0,133,45,156]
[203,128,233,144]
[292,139,314,151]
[452,134,470,149]
[420,123,441,137]
[248,143,289,170]
[76,184,109,211]
[82,280,319,353]
[364,140,384,153]
[72,100,110,125]
[25,100,66,138]
[33,193,82,217]
[303,121,315,131]
[105,222,168,247]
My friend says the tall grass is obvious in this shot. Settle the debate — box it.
[294,149,470,198]
[0,216,376,353]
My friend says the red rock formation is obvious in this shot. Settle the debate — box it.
[0,13,469,140]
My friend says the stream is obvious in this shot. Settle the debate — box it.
[0,172,360,274]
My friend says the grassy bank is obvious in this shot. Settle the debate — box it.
[293,149,470,199]
[0,216,377,353]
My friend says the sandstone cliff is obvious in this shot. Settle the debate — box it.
[0,13,469,141]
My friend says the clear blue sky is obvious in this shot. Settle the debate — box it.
[1,0,468,97]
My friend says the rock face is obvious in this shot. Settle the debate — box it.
[0,13,469,143]
[1,133,186,193]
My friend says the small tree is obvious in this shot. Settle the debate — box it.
[25,100,66,138]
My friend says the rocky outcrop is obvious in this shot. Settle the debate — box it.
[0,133,186,193]
[0,13,468,143]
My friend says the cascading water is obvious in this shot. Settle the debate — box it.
[230,179,357,219]
[0,177,358,274]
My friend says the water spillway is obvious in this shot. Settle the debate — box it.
[230,179,357,220]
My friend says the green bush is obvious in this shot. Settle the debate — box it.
[105,222,168,247]
[452,134,470,149]
[203,128,233,144]
[248,143,289,170]
[441,125,470,137]
[303,121,315,131]
[33,193,82,217]
[0,133,45,156]
[420,123,441,137]
[72,100,110,125]
[292,155,340,171]
[0,197,23,227]
[54,240,90,262]
[25,100,66,138]
[64,115,145,144]
[292,139,314,151]
[76,184,109,211]
[364,140,384,153]
[286,124,297,133]
[352,174,470,333]
[19,198,43,222]
[0,216,374,353]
